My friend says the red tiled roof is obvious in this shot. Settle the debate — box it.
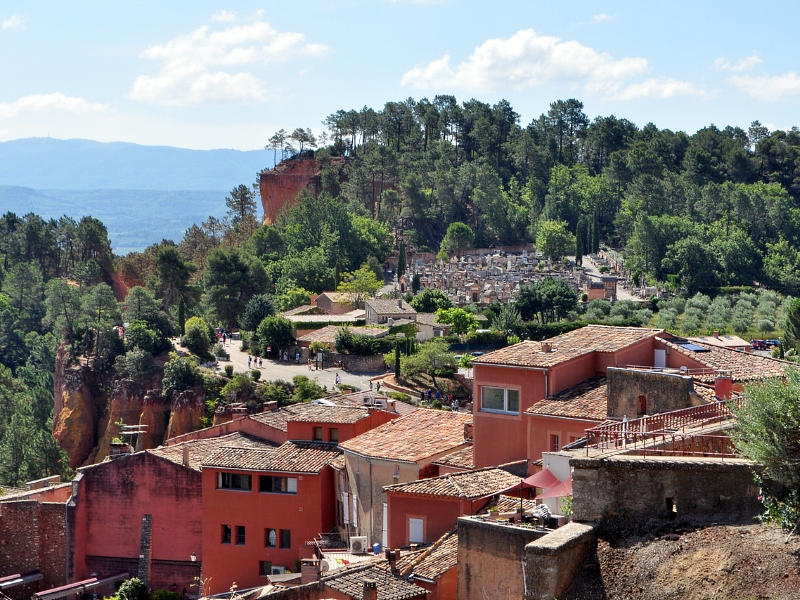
[297,325,388,345]
[472,325,663,368]
[326,391,418,416]
[384,467,520,500]
[525,376,608,421]
[322,562,427,600]
[657,335,790,382]
[339,409,471,462]
[433,445,474,470]
[398,529,458,581]
[149,432,276,471]
[365,298,417,316]
[202,441,341,474]
[494,494,538,513]
[250,402,372,431]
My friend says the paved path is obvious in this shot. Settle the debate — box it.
[580,254,641,302]
[176,336,383,393]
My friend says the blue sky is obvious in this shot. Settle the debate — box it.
[2,1,799,150]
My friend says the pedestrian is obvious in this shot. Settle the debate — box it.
[376,381,381,393]
[222,331,227,345]
[427,388,432,402]
[308,358,313,371]
[419,390,425,403]
[335,372,341,385]
[259,356,263,368]
[296,351,300,363]
[248,355,251,368]
[369,380,373,391]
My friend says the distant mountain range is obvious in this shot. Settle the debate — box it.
[0,138,277,254]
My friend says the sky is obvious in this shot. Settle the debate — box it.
[2,1,800,150]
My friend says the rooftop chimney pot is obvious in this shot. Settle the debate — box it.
[362,579,378,600]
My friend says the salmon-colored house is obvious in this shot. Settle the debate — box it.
[383,467,521,548]
[471,326,663,467]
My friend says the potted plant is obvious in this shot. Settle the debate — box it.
[488,506,500,521]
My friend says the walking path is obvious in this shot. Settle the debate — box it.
[174,335,383,393]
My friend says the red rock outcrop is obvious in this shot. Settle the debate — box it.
[259,154,347,224]
[52,347,100,469]
[165,387,205,439]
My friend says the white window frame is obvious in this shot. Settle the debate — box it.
[480,386,520,414]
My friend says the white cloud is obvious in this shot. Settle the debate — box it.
[0,93,110,119]
[714,53,762,73]
[212,10,236,22]
[591,13,612,23]
[730,72,800,101]
[614,78,705,100]
[402,28,698,100]
[130,18,329,105]
[2,14,24,30]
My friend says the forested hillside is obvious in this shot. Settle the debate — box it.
[4,95,800,486]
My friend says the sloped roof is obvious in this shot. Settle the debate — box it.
[657,335,790,382]
[297,325,388,345]
[201,441,341,474]
[383,467,520,500]
[525,376,608,421]
[398,530,458,582]
[366,298,417,315]
[149,432,276,471]
[327,391,417,416]
[415,313,451,329]
[432,444,474,470]
[322,562,427,600]
[473,325,663,368]
[339,409,471,463]
[250,403,372,431]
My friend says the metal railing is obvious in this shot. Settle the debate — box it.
[585,399,741,456]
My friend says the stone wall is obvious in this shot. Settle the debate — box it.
[606,368,700,419]
[456,517,548,600]
[326,351,386,373]
[571,455,760,522]
[523,522,596,600]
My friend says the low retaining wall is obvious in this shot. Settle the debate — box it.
[571,455,760,522]
[523,522,596,600]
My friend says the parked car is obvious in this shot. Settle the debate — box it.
[750,339,767,350]
[470,351,484,356]
[765,339,782,347]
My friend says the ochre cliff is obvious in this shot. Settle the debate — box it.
[52,347,209,468]
[259,154,347,224]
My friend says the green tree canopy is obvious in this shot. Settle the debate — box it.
[535,219,575,261]
[205,246,269,329]
[409,288,453,313]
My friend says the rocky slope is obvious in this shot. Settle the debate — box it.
[52,347,207,468]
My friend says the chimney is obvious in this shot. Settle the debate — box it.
[301,558,321,584]
[384,549,401,574]
[715,373,733,400]
[540,342,552,353]
[362,579,378,600]
[713,331,720,338]
[262,401,278,412]
[182,445,190,467]
[409,543,418,552]
[397,298,403,308]
[387,399,396,412]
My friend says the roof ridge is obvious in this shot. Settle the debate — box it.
[400,529,456,577]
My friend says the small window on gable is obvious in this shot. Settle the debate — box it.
[221,524,231,544]
[329,428,339,443]
[313,426,323,441]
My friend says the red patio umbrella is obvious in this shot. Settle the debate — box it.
[535,476,573,499]
[498,468,560,495]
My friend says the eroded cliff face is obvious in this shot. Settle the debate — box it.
[52,347,207,468]
[259,154,347,224]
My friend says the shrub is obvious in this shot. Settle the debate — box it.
[183,316,213,358]
[388,391,410,402]
[126,320,158,354]
[241,294,275,331]
[162,354,199,396]
[335,327,386,355]
[224,364,234,378]
[118,578,148,600]
[220,373,258,409]
[256,316,295,355]
[291,375,326,404]
[150,590,180,600]
[115,348,153,380]
[213,342,229,359]
[251,369,261,381]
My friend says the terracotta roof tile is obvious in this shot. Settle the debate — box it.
[297,325,389,345]
[322,562,427,600]
[339,409,471,462]
[366,298,417,316]
[657,335,790,382]
[202,441,341,474]
[473,325,663,368]
[327,391,418,416]
[384,467,520,500]
[494,494,538,513]
[415,313,451,329]
[525,376,607,421]
[399,530,458,581]
[432,445,474,470]
[149,432,276,471]
[250,403,373,431]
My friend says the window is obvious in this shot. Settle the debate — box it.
[549,434,560,452]
[280,529,291,549]
[637,395,647,417]
[259,561,272,577]
[329,428,339,443]
[236,525,246,545]
[409,518,424,544]
[265,528,277,548]
[481,386,519,414]
[313,426,323,441]
[259,476,298,494]
[221,524,231,544]
[218,472,251,491]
